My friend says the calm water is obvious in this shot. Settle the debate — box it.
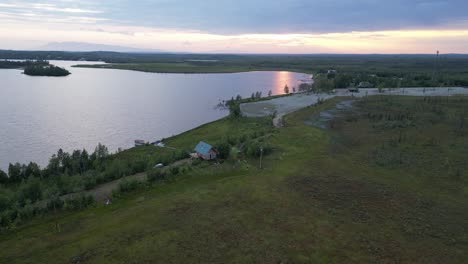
[0,61,307,169]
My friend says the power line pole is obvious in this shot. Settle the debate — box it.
[259,147,263,169]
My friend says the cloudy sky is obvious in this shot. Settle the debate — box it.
[0,0,467,53]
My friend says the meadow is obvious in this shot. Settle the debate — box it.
[1,95,467,263]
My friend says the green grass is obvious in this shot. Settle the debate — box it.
[112,116,274,166]
[74,61,310,74]
[1,96,467,263]
[73,54,468,88]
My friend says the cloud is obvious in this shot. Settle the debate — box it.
[31,3,102,14]
[1,0,467,34]
[0,0,467,53]
[96,0,468,34]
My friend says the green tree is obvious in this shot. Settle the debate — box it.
[93,143,109,168]
[0,169,8,185]
[71,150,82,174]
[81,149,91,171]
[19,177,43,204]
[8,163,23,183]
[25,162,41,179]
[228,101,242,119]
[47,154,61,176]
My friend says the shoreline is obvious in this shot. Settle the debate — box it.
[241,87,468,126]
[3,87,466,170]
[72,63,311,75]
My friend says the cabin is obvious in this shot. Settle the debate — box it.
[194,141,217,160]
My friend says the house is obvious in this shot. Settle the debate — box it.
[194,141,217,160]
[327,69,337,74]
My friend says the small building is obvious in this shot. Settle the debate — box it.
[135,139,146,146]
[327,69,337,74]
[194,141,217,160]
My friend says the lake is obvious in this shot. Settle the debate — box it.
[0,61,308,170]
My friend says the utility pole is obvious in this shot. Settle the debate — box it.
[259,147,263,169]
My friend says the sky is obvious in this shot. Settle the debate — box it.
[0,0,468,53]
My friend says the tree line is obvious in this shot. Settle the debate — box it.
[0,60,49,69]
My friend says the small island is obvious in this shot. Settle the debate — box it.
[23,65,71,77]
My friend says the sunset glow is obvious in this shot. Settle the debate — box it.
[1,0,467,53]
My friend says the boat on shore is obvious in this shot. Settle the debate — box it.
[134,139,146,146]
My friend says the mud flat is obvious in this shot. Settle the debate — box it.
[241,87,468,126]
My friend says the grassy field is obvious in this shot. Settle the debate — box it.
[74,62,261,74]
[1,96,467,263]
[73,54,468,88]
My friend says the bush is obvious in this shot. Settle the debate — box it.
[147,169,166,183]
[246,141,273,158]
[192,159,202,166]
[169,167,180,176]
[104,160,131,181]
[0,209,14,228]
[118,179,140,193]
[18,203,35,222]
[216,141,231,159]
[46,197,64,211]
[18,177,43,205]
[64,194,94,211]
[131,159,148,174]
[83,175,98,190]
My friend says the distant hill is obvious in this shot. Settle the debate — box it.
[38,42,163,53]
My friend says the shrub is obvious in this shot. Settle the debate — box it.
[18,177,43,205]
[131,159,148,174]
[0,210,12,228]
[118,179,139,193]
[18,203,35,222]
[216,141,231,159]
[147,169,166,183]
[246,141,273,158]
[239,134,248,143]
[169,167,180,176]
[64,194,94,211]
[192,159,202,166]
[46,197,64,211]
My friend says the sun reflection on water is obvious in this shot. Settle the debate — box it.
[273,71,295,95]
